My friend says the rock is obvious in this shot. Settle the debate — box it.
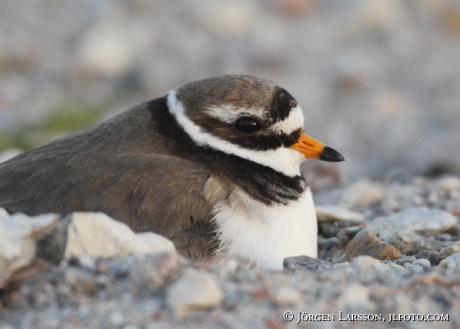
[64,212,176,259]
[319,220,365,238]
[439,245,460,258]
[130,252,178,296]
[318,237,338,250]
[403,264,424,275]
[414,251,441,266]
[337,284,372,311]
[360,208,456,254]
[434,176,460,191]
[339,180,385,211]
[345,231,402,260]
[412,258,431,268]
[166,269,223,318]
[36,216,71,264]
[439,251,460,267]
[273,287,301,305]
[365,208,457,241]
[351,256,389,272]
[387,263,405,273]
[283,255,334,272]
[110,311,124,327]
[393,256,416,266]
[63,267,98,294]
[388,208,457,237]
[0,212,59,288]
[107,256,134,278]
[316,205,364,222]
[388,232,447,255]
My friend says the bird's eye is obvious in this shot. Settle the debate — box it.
[236,118,260,133]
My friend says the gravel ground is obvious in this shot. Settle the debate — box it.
[1,173,459,329]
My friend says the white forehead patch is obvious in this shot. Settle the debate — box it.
[271,105,304,135]
[205,106,266,124]
[167,90,305,177]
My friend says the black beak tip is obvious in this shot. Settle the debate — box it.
[319,146,345,162]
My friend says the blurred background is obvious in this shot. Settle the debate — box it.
[1,0,460,184]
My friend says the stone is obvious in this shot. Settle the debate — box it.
[283,255,334,272]
[36,216,71,264]
[273,287,301,305]
[391,208,457,237]
[388,232,447,255]
[359,208,456,255]
[337,284,373,313]
[360,216,401,242]
[439,251,460,267]
[63,212,176,259]
[318,237,338,250]
[412,258,431,268]
[414,251,441,266]
[439,245,460,258]
[339,180,385,211]
[387,263,405,273]
[166,269,224,318]
[130,252,178,296]
[393,256,416,266]
[351,256,389,272]
[63,267,98,294]
[434,176,460,191]
[110,311,124,327]
[316,205,364,222]
[0,212,59,288]
[345,231,402,261]
[319,220,364,238]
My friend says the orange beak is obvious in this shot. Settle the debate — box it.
[289,132,345,162]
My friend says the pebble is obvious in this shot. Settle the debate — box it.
[64,212,176,259]
[390,208,457,236]
[394,256,416,266]
[412,259,431,268]
[439,245,460,258]
[440,251,460,267]
[414,251,440,266]
[434,176,460,191]
[273,287,301,305]
[130,252,178,296]
[351,256,389,272]
[339,180,385,211]
[63,267,97,294]
[389,232,447,255]
[0,212,59,288]
[387,263,405,273]
[337,284,373,311]
[345,231,402,260]
[166,269,224,318]
[110,311,124,327]
[283,255,334,272]
[316,205,364,222]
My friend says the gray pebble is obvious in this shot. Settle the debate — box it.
[412,259,431,267]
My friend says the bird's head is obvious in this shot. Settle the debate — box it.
[168,74,344,177]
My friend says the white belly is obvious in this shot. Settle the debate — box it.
[213,187,317,270]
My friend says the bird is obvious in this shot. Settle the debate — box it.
[0,74,344,270]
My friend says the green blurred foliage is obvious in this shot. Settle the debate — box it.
[0,101,108,152]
